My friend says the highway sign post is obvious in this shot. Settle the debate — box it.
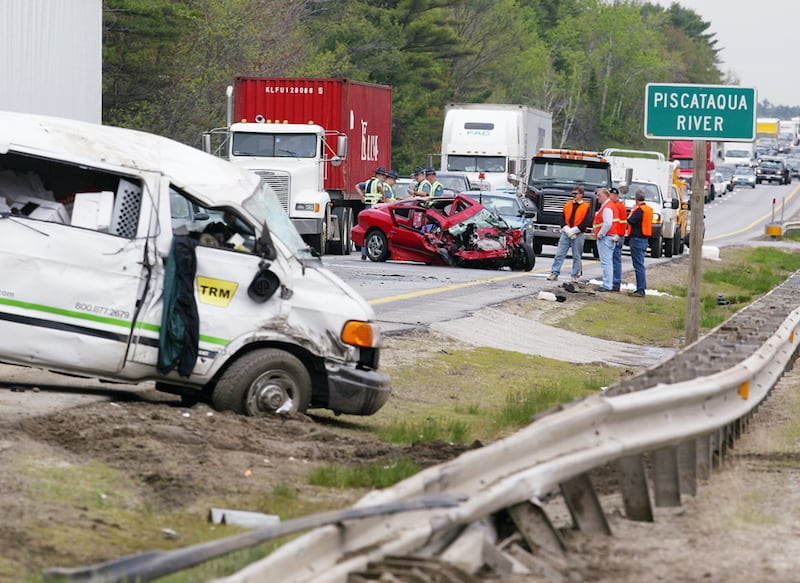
[644,83,757,141]
[644,83,757,345]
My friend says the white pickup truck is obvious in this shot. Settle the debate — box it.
[604,149,686,258]
[0,112,391,417]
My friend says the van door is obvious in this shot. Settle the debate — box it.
[128,185,286,377]
[0,173,152,374]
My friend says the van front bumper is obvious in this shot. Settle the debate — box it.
[326,364,392,415]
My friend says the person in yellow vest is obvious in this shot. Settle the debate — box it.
[356,167,388,260]
[383,170,399,201]
[626,190,653,297]
[609,187,628,292]
[592,188,615,292]
[547,185,590,282]
[417,168,444,197]
[409,166,425,196]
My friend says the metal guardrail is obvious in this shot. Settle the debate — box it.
[214,291,800,582]
[47,277,800,583]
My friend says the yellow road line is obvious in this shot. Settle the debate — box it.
[705,183,800,241]
[368,259,599,305]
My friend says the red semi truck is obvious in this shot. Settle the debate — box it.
[668,140,716,203]
[204,78,392,255]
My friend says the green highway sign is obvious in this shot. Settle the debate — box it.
[644,83,757,141]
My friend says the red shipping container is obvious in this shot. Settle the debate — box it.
[234,78,392,196]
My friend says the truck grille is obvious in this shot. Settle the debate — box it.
[254,171,290,212]
[541,193,572,214]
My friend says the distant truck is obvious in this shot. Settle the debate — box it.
[719,141,754,166]
[604,149,687,258]
[668,140,716,203]
[522,149,612,256]
[440,104,552,193]
[756,117,780,140]
[204,77,392,255]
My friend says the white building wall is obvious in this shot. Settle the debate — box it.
[0,0,102,123]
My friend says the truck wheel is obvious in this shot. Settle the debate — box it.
[510,242,535,271]
[329,207,353,255]
[675,234,684,255]
[212,348,311,416]
[365,229,389,262]
[663,237,674,258]
[308,207,330,255]
[533,240,543,255]
[649,235,662,258]
[589,241,599,259]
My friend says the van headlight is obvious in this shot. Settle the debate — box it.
[341,320,375,348]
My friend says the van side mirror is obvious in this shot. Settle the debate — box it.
[257,221,278,261]
[671,199,679,209]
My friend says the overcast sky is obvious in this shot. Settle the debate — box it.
[649,0,798,106]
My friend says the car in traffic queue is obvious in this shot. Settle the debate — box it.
[715,164,735,193]
[465,190,537,247]
[709,170,728,197]
[732,164,757,189]
[756,157,791,185]
[351,193,535,271]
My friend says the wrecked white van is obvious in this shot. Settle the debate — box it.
[0,112,390,416]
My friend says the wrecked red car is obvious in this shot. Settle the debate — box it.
[351,194,535,270]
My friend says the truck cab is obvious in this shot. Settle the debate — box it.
[0,112,390,418]
[524,149,612,256]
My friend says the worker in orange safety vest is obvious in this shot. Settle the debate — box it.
[609,187,627,292]
[625,189,653,297]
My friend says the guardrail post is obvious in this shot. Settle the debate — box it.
[508,500,567,555]
[615,454,653,522]
[559,473,612,535]
[652,446,681,507]
[677,441,697,496]
[696,434,712,481]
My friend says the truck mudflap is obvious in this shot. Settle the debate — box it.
[326,364,391,415]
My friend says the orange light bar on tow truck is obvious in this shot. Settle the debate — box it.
[536,149,607,163]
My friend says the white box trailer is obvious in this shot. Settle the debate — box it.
[0,0,102,123]
[440,104,552,192]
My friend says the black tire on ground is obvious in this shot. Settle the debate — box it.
[212,348,311,415]
[663,236,673,258]
[586,241,599,259]
[674,233,684,255]
[328,207,352,255]
[533,239,543,255]
[649,234,663,258]
[511,242,536,271]
[365,228,390,262]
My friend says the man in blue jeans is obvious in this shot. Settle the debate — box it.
[625,190,652,297]
[592,188,615,292]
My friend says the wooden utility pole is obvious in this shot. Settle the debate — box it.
[685,140,706,345]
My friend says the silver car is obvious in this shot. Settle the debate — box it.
[463,190,537,247]
[732,164,756,189]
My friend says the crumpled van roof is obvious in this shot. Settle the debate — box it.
[0,111,260,206]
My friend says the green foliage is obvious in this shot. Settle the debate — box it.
[102,0,724,170]
[493,381,603,429]
[378,417,471,443]
[308,458,420,489]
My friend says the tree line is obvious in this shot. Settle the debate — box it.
[104,0,736,174]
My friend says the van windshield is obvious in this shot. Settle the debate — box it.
[243,183,316,260]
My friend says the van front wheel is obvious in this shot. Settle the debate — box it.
[212,349,312,416]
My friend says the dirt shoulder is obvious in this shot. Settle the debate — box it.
[0,251,797,582]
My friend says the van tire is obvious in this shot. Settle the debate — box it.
[663,237,673,258]
[212,349,312,416]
